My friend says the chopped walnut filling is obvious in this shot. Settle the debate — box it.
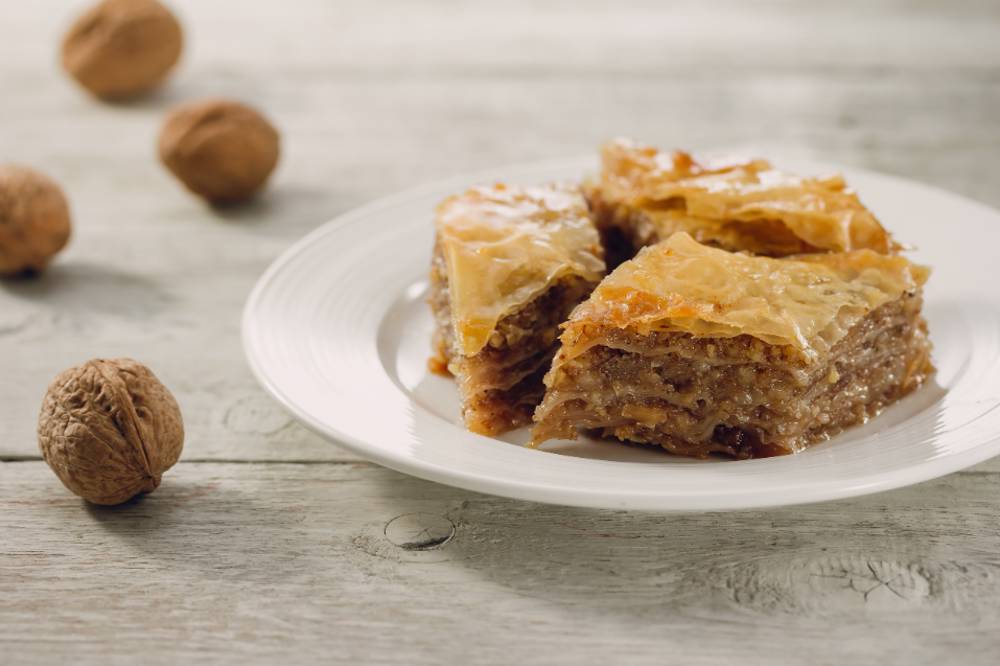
[533,295,933,458]
[430,242,599,435]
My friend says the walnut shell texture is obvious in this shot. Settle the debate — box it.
[61,0,183,100]
[158,98,281,203]
[0,165,72,276]
[38,359,184,505]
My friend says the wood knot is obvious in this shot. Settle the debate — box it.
[804,556,932,607]
[724,555,934,616]
[350,512,458,565]
[384,513,455,551]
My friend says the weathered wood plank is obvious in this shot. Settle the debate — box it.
[2,460,999,665]
[2,1,1000,661]
[8,0,1000,73]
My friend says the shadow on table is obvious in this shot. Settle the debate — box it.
[83,476,316,585]
[205,184,340,228]
[1,261,172,319]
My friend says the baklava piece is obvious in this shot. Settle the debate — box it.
[587,138,895,266]
[532,232,932,458]
[430,183,605,435]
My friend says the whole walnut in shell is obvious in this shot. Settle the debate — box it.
[61,0,183,100]
[38,359,184,506]
[0,165,72,276]
[158,98,281,203]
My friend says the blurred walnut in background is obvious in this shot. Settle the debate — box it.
[158,98,281,203]
[61,0,183,100]
[0,165,72,276]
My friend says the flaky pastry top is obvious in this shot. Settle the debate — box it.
[435,183,605,356]
[562,232,927,360]
[595,138,893,254]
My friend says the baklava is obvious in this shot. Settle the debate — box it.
[430,183,605,435]
[532,232,932,458]
[587,138,895,266]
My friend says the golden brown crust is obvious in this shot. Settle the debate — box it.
[561,233,927,361]
[589,138,894,257]
[434,183,605,356]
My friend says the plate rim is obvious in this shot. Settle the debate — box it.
[242,155,1000,511]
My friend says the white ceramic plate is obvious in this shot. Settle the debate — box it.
[243,156,1000,511]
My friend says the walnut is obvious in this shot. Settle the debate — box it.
[61,0,183,100]
[0,165,72,276]
[37,359,184,505]
[158,98,281,203]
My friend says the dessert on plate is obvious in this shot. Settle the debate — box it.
[531,232,933,458]
[429,182,605,435]
[586,138,895,266]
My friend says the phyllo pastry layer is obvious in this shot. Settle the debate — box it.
[587,138,894,266]
[430,183,605,435]
[532,232,932,458]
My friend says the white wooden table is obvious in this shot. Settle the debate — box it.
[3,1,999,663]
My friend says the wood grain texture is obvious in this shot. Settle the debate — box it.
[2,0,1000,663]
[2,460,1000,665]
[2,0,1000,461]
